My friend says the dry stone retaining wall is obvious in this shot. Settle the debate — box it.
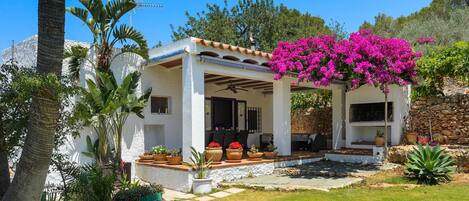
[409,94,469,145]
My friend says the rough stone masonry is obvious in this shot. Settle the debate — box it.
[410,94,469,144]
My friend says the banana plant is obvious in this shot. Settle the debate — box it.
[74,71,119,165]
[110,71,151,164]
[67,0,148,73]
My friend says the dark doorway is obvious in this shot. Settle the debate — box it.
[211,97,235,129]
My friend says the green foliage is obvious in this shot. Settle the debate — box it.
[414,41,469,98]
[152,145,167,155]
[113,184,163,201]
[291,89,331,110]
[0,63,33,157]
[405,144,455,185]
[82,135,100,160]
[67,165,116,201]
[171,0,342,52]
[67,0,148,72]
[189,147,212,179]
[361,0,469,48]
[64,45,88,81]
[168,149,181,157]
[74,71,151,164]
[264,143,277,152]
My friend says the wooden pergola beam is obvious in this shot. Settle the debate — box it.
[215,78,250,85]
[205,76,232,83]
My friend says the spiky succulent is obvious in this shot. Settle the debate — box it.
[405,144,455,185]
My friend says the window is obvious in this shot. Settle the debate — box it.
[248,107,262,133]
[151,96,170,114]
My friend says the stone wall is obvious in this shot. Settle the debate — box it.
[291,107,332,137]
[409,94,469,144]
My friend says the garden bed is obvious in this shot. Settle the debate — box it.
[388,145,469,172]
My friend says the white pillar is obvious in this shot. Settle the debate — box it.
[332,86,346,150]
[273,78,291,156]
[182,54,205,162]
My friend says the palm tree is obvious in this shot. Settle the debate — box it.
[67,0,148,73]
[1,0,65,200]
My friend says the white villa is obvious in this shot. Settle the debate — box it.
[2,36,410,192]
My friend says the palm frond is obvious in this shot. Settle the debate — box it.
[64,45,88,81]
[67,7,98,37]
[111,24,149,59]
[105,0,136,27]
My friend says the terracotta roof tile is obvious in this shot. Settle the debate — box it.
[192,38,272,59]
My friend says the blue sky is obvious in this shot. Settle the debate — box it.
[0,0,432,51]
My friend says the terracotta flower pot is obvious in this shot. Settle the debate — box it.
[375,137,385,147]
[418,136,431,145]
[205,148,223,162]
[167,156,182,165]
[226,148,243,160]
[247,152,263,161]
[263,151,278,159]
[139,154,154,161]
[154,154,167,161]
[405,132,417,144]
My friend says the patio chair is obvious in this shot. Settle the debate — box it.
[212,130,225,146]
[237,130,249,149]
[223,130,237,148]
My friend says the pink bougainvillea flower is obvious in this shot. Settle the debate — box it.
[269,29,421,94]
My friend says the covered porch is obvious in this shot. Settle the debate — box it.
[144,37,347,162]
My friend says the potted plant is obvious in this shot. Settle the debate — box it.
[263,143,278,159]
[404,115,417,144]
[152,145,168,164]
[167,149,182,165]
[138,154,154,162]
[418,134,431,145]
[205,141,223,164]
[247,144,263,161]
[375,130,385,147]
[114,184,164,201]
[189,147,213,194]
[405,131,417,144]
[226,141,243,162]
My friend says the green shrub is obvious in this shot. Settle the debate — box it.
[113,185,164,201]
[405,144,455,185]
[67,165,116,201]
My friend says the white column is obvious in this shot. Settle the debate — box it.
[332,86,346,150]
[182,54,205,162]
[273,78,291,156]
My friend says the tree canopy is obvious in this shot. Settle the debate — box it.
[360,0,469,47]
[171,0,343,52]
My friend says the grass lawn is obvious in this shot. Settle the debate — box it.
[218,168,469,201]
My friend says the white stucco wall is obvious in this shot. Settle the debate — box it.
[345,85,409,148]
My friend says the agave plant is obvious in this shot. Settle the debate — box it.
[188,147,212,179]
[405,144,455,185]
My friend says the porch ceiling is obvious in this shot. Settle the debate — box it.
[204,73,315,94]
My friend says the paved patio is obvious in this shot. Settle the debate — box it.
[221,160,398,192]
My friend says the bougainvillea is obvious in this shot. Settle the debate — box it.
[416,36,436,45]
[269,29,422,94]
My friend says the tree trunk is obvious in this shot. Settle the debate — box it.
[384,92,388,158]
[1,0,64,200]
[0,150,9,197]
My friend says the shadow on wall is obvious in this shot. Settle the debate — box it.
[144,125,165,152]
